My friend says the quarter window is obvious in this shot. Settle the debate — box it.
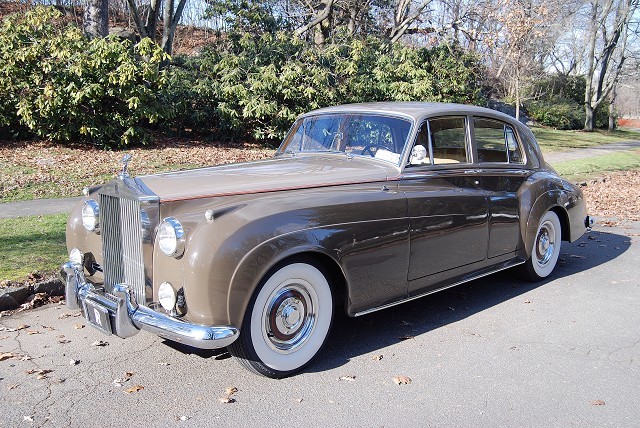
[474,118,524,164]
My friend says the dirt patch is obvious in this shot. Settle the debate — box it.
[582,170,640,222]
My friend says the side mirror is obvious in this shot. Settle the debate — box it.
[409,145,428,165]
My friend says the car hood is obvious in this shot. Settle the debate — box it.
[138,155,398,202]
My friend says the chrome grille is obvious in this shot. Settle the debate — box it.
[100,194,146,305]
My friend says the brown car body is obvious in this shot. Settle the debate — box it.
[63,102,590,377]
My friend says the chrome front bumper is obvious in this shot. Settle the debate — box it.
[60,262,238,349]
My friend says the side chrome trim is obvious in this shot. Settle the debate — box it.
[354,259,525,317]
[61,262,239,349]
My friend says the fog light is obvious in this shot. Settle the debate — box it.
[158,282,177,311]
[70,248,83,266]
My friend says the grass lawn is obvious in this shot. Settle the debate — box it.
[0,214,67,282]
[532,127,640,152]
[552,150,640,183]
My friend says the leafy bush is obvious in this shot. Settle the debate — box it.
[0,6,168,148]
[165,33,485,141]
[526,98,585,130]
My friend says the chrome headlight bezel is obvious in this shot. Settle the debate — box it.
[81,199,100,233]
[157,217,185,258]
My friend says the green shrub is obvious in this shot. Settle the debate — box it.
[0,6,168,148]
[165,33,485,141]
[526,98,585,130]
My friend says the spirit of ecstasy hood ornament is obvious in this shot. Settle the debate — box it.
[119,154,132,179]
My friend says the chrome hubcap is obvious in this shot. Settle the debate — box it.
[535,222,555,266]
[263,284,316,354]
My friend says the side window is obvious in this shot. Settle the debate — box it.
[430,117,468,164]
[408,122,432,166]
[474,118,524,164]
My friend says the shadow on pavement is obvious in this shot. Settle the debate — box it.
[160,228,633,373]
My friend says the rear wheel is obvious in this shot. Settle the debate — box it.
[229,261,333,378]
[522,210,562,281]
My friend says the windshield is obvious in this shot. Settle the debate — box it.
[278,113,413,166]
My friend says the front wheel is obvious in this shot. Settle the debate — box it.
[228,261,334,378]
[522,210,562,281]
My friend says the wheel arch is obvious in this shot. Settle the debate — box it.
[227,241,348,329]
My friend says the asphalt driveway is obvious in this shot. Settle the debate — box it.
[1,220,639,427]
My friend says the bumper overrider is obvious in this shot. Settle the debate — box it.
[60,261,238,349]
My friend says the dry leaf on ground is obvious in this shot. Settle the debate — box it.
[124,385,144,394]
[590,399,606,406]
[225,386,238,396]
[338,375,356,382]
[392,375,412,385]
[0,352,18,361]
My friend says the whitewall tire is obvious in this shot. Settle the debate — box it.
[523,210,562,281]
[229,260,334,378]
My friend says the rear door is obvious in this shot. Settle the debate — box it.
[472,117,531,258]
[400,116,489,283]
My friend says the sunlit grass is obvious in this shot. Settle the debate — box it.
[0,214,67,282]
[552,150,640,182]
[533,127,640,152]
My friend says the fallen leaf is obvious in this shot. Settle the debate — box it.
[36,374,48,380]
[91,340,109,347]
[0,336,9,340]
[37,369,52,375]
[219,397,235,404]
[15,324,29,330]
[338,375,356,382]
[124,371,135,379]
[372,354,383,361]
[42,326,55,331]
[74,324,85,329]
[58,339,71,344]
[7,384,18,390]
[20,355,32,361]
[225,386,238,396]
[25,369,37,374]
[124,385,144,394]
[524,300,531,304]
[590,399,606,406]
[0,352,18,361]
[392,375,412,385]
[27,330,40,335]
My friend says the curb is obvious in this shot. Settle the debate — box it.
[0,278,64,311]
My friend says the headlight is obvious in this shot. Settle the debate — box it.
[82,199,100,232]
[157,217,185,257]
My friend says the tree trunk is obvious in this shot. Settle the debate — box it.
[609,85,617,132]
[585,104,595,131]
[83,0,109,39]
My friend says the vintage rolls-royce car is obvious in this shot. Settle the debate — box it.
[61,102,591,377]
